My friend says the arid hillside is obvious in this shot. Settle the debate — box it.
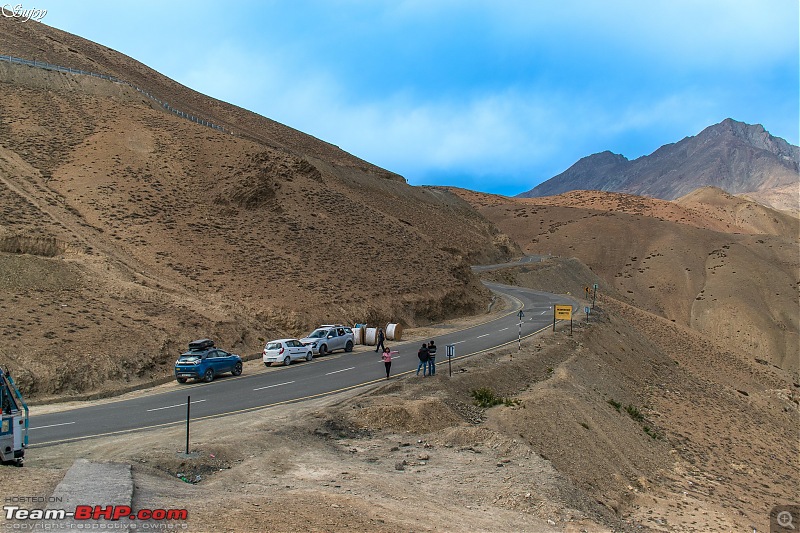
[451,187,799,373]
[0,18,516,399]
[0,18,391,169]
[675,186,800,236]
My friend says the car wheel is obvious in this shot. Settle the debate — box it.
[305,352,313,362]
[345,340,353,352]
[283,356,292,366]
[265,362,271,367]
[318,344,327,356]
[232,362,243,376]
[203,369,214,383]
[176,377,187,384]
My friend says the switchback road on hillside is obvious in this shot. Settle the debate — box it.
[470,254,551,272]
[28,282,578,446]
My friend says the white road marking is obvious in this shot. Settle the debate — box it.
[476,334,490,338]
[29,421,75,430]
[453,340,466,345]
[326,367,355,376]
[147,399,206,412]
[254,381,295,391]
[499,328,508,331]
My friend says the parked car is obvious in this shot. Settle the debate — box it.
[299,325,355,356]
[263,338,313,366]
[174,339,243,383]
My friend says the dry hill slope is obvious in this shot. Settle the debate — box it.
[676,186,800,236]
[0,18,391,172]
[451,188,799,373]
[0,18,516,399]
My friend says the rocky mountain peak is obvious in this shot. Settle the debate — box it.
[704,118,798,160]
[517,119,799,210]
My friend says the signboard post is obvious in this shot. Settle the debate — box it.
[553,305,572,332]
[185,395,191,455]
[585,306,590,323]
[446,344,455,377]
[517,310,524,353]
[592,283,598,309]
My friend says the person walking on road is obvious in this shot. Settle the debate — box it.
[427,340,437,376]
[374,327,386,352]
[416,343,429,376]
[381,347,398,380]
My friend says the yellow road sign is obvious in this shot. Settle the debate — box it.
[554,305,572,320]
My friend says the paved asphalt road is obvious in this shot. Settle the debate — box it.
[28,282,578,446]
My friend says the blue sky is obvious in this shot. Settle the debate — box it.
[37,1,799,196]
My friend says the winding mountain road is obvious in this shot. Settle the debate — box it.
[28,282,578,447]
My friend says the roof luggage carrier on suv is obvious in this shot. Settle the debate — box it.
[188,338,215,351]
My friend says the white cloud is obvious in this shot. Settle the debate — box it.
[178,45,561,175]
[178,40,759,185]
[160,1,796,192]
[483,0,798,68]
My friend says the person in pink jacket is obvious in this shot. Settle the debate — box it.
[381,347,398,380]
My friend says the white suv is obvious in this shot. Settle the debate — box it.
[300,325,355,356]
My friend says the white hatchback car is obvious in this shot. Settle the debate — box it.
[263,339,313,367]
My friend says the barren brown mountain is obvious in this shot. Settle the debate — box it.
[1,16,798,533]
[518,118,800,214]
[0,18,516,398]
[452,187,799,372]
[449,187,799,530]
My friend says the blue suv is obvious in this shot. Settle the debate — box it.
[174,339,243,383]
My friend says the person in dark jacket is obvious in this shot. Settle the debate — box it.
[427,340,437,375]
[374,327,386,352]
[416,343,429,376]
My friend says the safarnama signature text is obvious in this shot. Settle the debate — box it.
[2,4,47,22]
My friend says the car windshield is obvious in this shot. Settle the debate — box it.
[306,329,328,339]
[266,342,282,350]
